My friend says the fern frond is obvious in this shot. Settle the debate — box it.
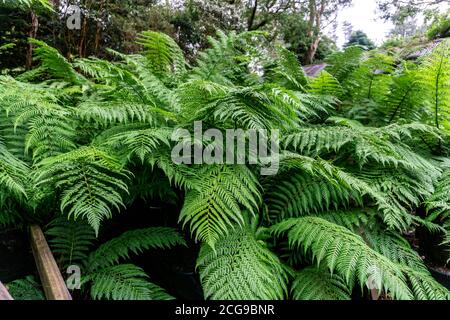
[0,141,29,198]
[270,217,413,300]
[419,40,450,132]
[197,226,289,300]
[325,46,365,82]
[180,165,261,247]
[88,227,186,271]
[84,264,173,300]
[265,46,308,91]
[137,31,186,80]
[308,71,343,98]
[46,217,96,268]
[6,276,45,300]
[189,31,257,86]
[35,147,129,234]
[101,127,172,164]
[29,39,84,84]
[266,153,414,230]
[291,267,351,300]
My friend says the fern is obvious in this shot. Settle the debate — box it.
[84,264,173,300]
[180,165,261,247]
[87,227,186,271]
[101,126,172,164]
[0,141,29,198]
[419,40,450,132]
[291,267,351,300]
[308,71,343,98]
[325,46,365,83]
[271,216,450,300]
[265,46,309,91]
[35,147,129,233]
[1,30,449,301]
[46,218,96,268]
[271,217,413,299]
[6,276,45,300]
[197,225,290,300]
[137,31,186,80]
[266,153,415,231]
[29,39,84,85]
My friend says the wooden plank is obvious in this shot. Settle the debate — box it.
[30,225,72,300]
[0,281,13,300]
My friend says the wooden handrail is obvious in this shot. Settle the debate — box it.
[0,282,13,300]
[30,225,72,300]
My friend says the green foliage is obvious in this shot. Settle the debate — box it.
[46,217,96,268]
[84,264,173,300]
[427,11,450,39]
[418,41,450,132]
[35,147,130,234]
[291,267,351,300]
[29,39,84,85]
[344,31,376,50]
[325,46,365,82]
[46,218,184,300]
[197,224,290,300]
[180,165,261,247]
[271,216,449,300]
[6,276,45,300]
[0,30,449,301]
[136,31,186,81]
[87,227,186,271]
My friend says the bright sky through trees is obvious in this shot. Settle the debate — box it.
[332,0,449,47]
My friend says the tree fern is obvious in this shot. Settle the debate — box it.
[271,217,414,299]
[84,264,173,300]
[419,40,450,132]
[34,147,129,234]
[291,267,351,300]
[87,227,186,271]
[136,31,186,80]
[46,217,96,268]
[180,165,261,247]
[197,225,290,300]
[29,39,84,85]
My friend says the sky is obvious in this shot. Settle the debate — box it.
[331,0,449,48]
[333,0,393,47]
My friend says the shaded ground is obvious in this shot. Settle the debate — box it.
[0,228,36,283]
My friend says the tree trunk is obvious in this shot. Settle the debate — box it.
[247,0,258,31]
[26,11,39,69]
[78,17,88,57]
[303,0,326,65]
[94,0,105,54]
[304,36,321,65]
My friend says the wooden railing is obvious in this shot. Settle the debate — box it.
[0,281,13,300]
[30,225,72,300]
[0,225,72,301]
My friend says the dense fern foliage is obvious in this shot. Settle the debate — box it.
[0,31,449,300]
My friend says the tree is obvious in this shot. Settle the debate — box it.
[303,0,352,65]
[344,30,376,50]
[0,0,52,69]
[1,31,449,300]
[377,0,448,21]
[342,20,353,42]
[389,16,422,37]
[280,13,337,62]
